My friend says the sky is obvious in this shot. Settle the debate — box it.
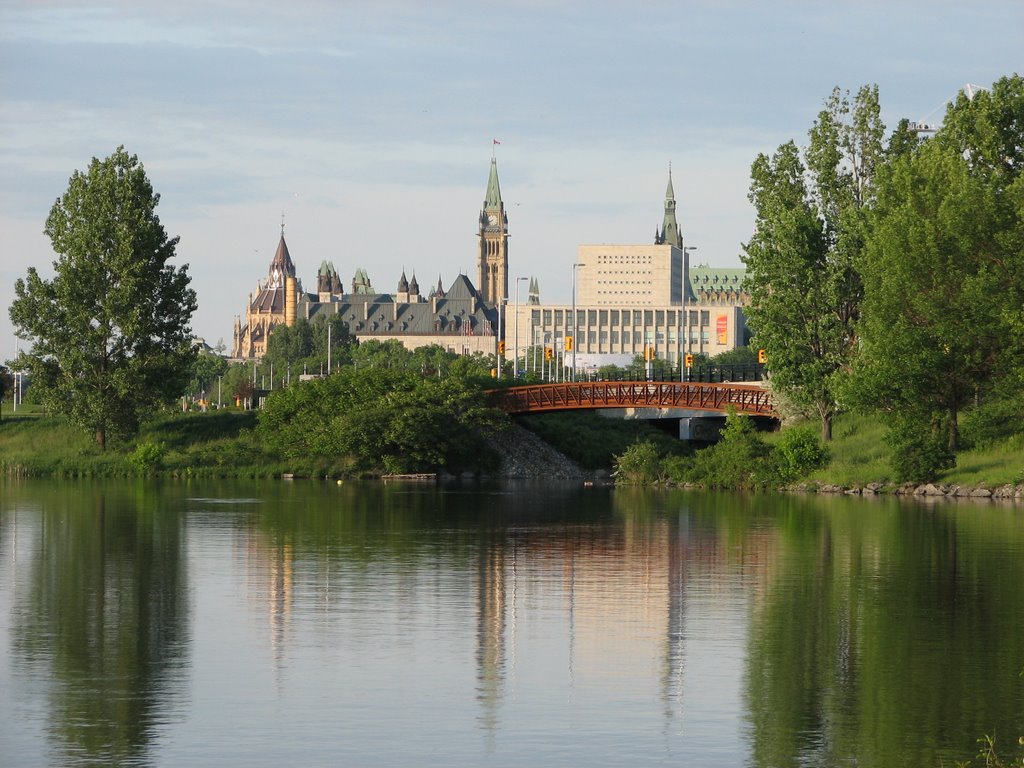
[1,0,1021,355]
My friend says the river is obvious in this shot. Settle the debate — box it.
[1,479,1021,767]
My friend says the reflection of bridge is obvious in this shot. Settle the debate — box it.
[487,381,777,417]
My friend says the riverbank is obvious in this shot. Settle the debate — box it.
[1,408,1020,494]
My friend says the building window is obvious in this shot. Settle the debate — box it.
[633,331,642,345]
[667,310,675,325]
[655,310,664,324]
[633,310,642,325]
[611,331,619,344]
[532,309,541,324]
[689,310,698,326]
[589,331,596,343]
[700,310,710,325]
[543,309,552,325]
[554,310,563,326]
[644,310,653,325]
[610,310,619,325]
[588,310,597,325]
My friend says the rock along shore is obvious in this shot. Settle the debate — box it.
[784,481,1024,501]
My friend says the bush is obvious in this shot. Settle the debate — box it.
[672,409,776,488]
[614,440,663,485]
[774,426,830,482]
[886,420,955,483]
[128,440,166,473]
[960,395,1024,449]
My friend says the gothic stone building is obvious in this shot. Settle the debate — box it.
[232,159,508,360]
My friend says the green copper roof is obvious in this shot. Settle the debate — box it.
[665,167,675,200]
[484,158,502,210]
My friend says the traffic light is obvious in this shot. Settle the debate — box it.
[498,341,506,355]
[545,347,554,361]
[565,335,573,352]
[685,354,694,367]
[757,348,767,364]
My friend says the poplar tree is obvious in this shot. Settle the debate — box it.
[743,86,885,441]
[848,75,1024,470]
[9,147,197,449]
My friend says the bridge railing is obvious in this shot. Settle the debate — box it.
[487,380,777,417]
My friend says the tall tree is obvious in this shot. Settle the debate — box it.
[848,76,1024,466]
[743,86,885,440]
[9,147,197,448]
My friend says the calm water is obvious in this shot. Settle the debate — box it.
[1,480,1021,767]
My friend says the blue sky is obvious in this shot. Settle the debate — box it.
[1,0,1021,353]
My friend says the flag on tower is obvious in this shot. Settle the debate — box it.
[493,139,501,145]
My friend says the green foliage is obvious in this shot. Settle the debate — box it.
[711,345,759,367]
[848,75,1024,456]
[960,394,1024,449]
[614,440,663,485]
[774,426,830,482]
[0,365,12,420]
[518,410,686,469]
[256,367,506,474]
[8,146,197,449]
[127,441,165,472]
[667,410,776,488]
[187,350,229,399]
[885,417,956,483]
[743,85,884,441]
[264,315,355,375]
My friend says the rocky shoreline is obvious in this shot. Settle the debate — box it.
[785,481,1024,500]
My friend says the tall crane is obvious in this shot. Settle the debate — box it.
[907,83,987,133]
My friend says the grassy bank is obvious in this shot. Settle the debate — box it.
[753,411,1023,489]
[2,406,1020,487]
[0,410,298,478]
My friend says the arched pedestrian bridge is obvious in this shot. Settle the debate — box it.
[487,380,777,417]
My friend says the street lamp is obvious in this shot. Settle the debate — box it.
[571,262,584,382]
[514,276,528,379]
[681,245,696,381]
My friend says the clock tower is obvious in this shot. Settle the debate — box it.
[477,157,508,306]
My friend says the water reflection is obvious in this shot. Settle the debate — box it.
[2,480,1022,767]
[5,482,189,767]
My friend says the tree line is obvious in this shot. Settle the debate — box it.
[744,74,1023,480]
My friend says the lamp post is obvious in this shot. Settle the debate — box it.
[514,276,528,379]
[571,262,584,382]
[681,245,696,381]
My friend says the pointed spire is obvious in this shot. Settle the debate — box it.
[484,157,502,210]
[409,272,419,295]
[656,164,683,249]
[270,231,296,279]
[398,269,409,293]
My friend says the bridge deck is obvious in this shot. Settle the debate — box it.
[487,381,776,416]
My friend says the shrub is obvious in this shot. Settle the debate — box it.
[886,420,955,483]
[614,440,663,485]
[774,426,830,482]
[679,409,776,488]
[128,440,166,473]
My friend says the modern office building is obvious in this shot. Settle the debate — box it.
[509,169,749,372]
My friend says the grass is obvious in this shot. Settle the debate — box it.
[762,409,1023,488]
[2,402,1021,486]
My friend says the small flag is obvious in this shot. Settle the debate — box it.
[493,139,501,145]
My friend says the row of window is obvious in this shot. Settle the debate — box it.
[532,331,713,346]
[530,309,714,326]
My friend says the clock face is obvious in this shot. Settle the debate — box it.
[488,214,498,225]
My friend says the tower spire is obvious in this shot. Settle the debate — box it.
[478,156,509,306]
[655,164,682,249]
